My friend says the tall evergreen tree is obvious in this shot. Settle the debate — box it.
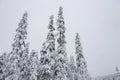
[75,33,88,80]
[46,15,56,80]
[8,12,29,80]
[54,6,67,80]
[46,15,55,61]
[39,15,55,80]
[57,7,66,50]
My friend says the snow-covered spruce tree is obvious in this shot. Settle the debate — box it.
[54,6,67,80]
[75,33,88,80]
[7,12,29,80]
[46,15,55,61]
[28,50,39,80]
[39,15,55,80]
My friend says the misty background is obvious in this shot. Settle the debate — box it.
[0,0,120,77]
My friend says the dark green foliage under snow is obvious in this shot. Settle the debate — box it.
[0,7,91,80]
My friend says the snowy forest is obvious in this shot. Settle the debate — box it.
[0,6,120,80]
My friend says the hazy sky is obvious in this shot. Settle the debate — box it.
[0,0,120,77]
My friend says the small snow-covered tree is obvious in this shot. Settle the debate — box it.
[7,12,29,80]
[75,33,88,80]
[54,6,67,80]
[115,67,120,80]
[39,15,55,80]
[116,67,119,74]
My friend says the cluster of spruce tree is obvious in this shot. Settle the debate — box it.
[0,7,90,80]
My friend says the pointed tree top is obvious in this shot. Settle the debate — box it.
[48,15,55,31]
[75,32,82,50]
[22,11,28,20]
[76,32,80,41]
[24,11,28,17]
[50,15,54,20]
[58,6,63,16]
[116,66,119,73]
[59,6,63,11]
[18,12,28,29]
[57,6,65,32]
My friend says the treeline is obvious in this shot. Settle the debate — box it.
[0,6,91,80]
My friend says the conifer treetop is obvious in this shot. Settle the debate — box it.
[18,12,28,29]
[12,12,28,52]
[58,6,63,17]
[57,6,66,48]
[57,6,66,34]
[46,15,55,43]
[75,32,83,58]
[48,15,55,32]
[75,33,81,46]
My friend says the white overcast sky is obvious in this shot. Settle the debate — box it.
[0,0,120,77]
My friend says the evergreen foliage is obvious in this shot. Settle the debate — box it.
[75,33,88,80]
[39,15,55,80]
[0,7,91,80]
[54,6,67,80]
[7,12,29,80]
